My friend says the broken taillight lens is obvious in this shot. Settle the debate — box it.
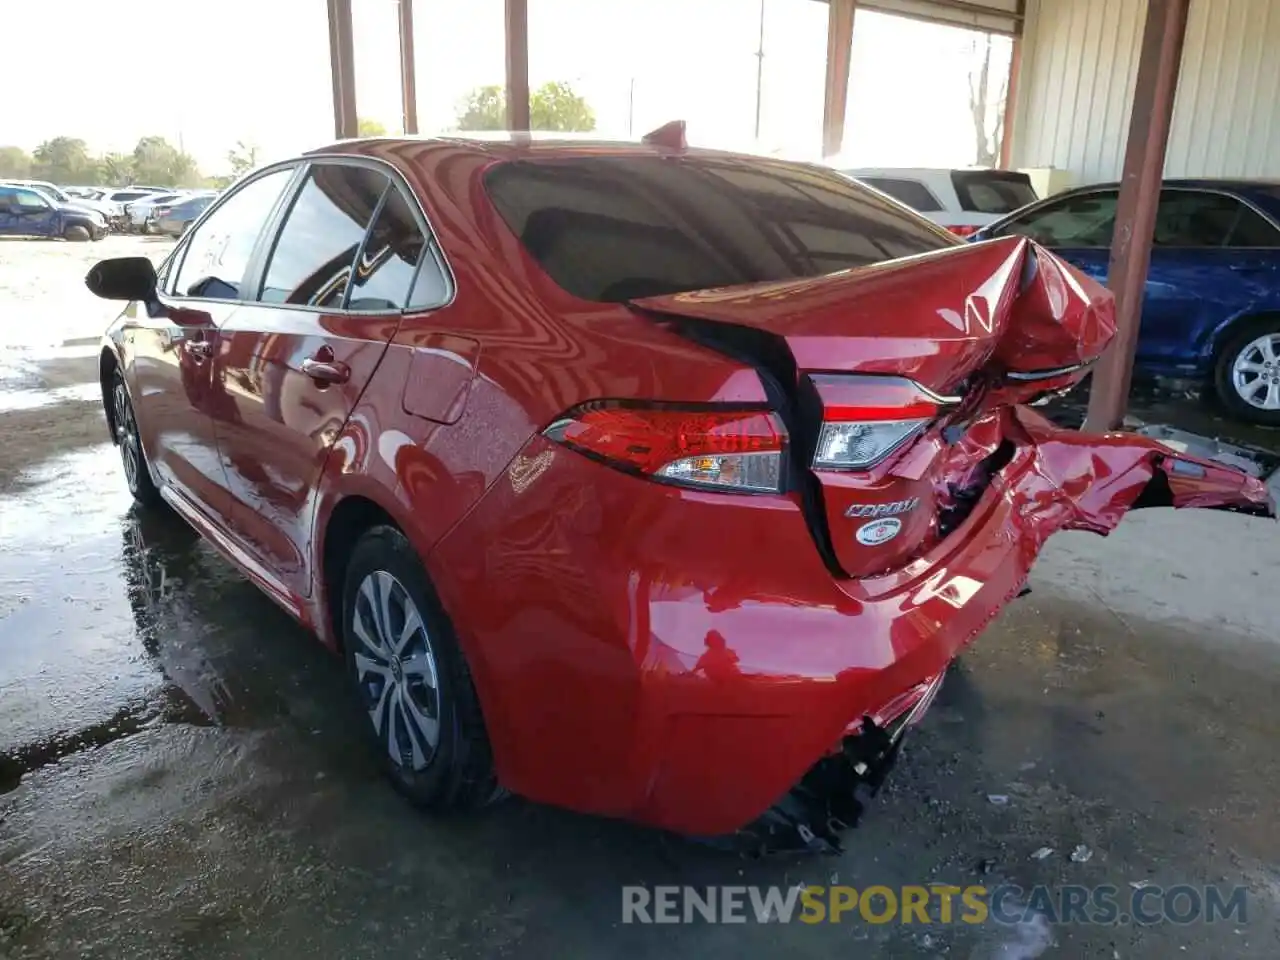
[809,374,949,471]
[544,404,786,493]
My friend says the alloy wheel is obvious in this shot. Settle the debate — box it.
[1231,333,1280,410]
[113,381,141,491]
[351,570,441,771]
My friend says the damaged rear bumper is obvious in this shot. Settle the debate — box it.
[431,412,1273,846]
[648,410,1270,843]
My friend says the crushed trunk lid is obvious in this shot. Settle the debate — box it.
[630,237,1273,578]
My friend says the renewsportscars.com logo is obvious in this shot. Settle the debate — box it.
[621,884,1249,926]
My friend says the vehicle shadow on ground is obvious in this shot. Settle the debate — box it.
[86,484,1280,959]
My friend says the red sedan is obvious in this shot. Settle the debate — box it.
[87,133,1272,854]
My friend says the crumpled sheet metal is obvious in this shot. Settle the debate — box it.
[934,404,1275,544]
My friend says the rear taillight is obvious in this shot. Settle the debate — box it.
[545,404,786,493]
[946,224,980,237]
[808,375,948,471]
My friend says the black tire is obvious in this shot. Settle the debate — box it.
[63,224,91,242]
[341,526,499,812]
[1212,317,1280,426]
[179,220,192,237]
[111,369,163,507]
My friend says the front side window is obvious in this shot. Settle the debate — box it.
[996,191,1118,248]
[485,156,956,303]
[258,164,387,307]
[172,167,293,300]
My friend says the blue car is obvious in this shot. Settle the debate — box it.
[0,184,107,242]
[974,180,1280,425]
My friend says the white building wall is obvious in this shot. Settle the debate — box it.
[1011,0,1280,186]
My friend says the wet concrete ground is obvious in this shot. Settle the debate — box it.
[3,240,1280,958]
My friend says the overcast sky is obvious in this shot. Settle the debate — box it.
[3,0,1010,174]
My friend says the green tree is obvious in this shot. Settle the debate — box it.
[227,140,259,178]
[97,152,134,186]
[131,136,200,187]
[455,86,506,131]
[530,81,595,132]
[31,137,94,183]
[358,118,389,137]
[0,146,32,179]
[454,81,596,132]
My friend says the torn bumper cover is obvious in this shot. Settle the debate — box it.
[695,411,1273,855]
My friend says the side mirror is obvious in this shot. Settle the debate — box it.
[85,256,158,302]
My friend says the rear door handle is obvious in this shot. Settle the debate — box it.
[301,358,351,385]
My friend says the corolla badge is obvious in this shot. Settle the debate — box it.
[846,497,919,519]
[856,517,902,546]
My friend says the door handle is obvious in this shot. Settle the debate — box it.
[187,340,213,360]
[301,358,351,385]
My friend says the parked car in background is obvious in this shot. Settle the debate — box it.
[127,191,201,232]
[153,193,216,236]
[102,187,165,205]
[86,137,1270,853]
[839,167,1039,237]
[975,180,1280,424]
[0,184,106,240]
[2,179,121,222]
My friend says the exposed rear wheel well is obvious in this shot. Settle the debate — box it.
[100,349,120,437]
[322,496,401,649]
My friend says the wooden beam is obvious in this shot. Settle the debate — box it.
[327,0,357,139]
[505,0,530,131]
[399,0,418,135]
[1084,0,1191,431]
[822,0,857,157]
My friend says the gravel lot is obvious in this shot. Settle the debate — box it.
[2,237,1280,959]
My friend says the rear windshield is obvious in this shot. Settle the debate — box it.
[950,171,1038,215]
[484,156,957,303]
[856,177,944,213]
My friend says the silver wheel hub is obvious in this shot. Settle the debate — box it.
[1231,333,1280,410]
[351,570,440,771]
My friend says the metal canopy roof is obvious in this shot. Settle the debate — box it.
[816,0,1023,35]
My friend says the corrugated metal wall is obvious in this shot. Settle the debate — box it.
[1012,0,1280,185]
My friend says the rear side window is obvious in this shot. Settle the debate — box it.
[172,167,293,299]
[484,156,955,302]
[858,177,944,213]
[1154,190,1280,248]
[345,187,443,310]
[259,164,387,307]
[951,171,1038,214]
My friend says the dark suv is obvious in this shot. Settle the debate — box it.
[0,184,107,241]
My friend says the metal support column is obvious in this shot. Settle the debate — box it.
[399,0,418,135]
[822,0,857,158]
[327,0,357,139]
[998,1,1024,168]
[1084,0,1191,431]
[505,0,530,132]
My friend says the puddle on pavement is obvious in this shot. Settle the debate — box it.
[1,445,345,795]
[0,381,102,413]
